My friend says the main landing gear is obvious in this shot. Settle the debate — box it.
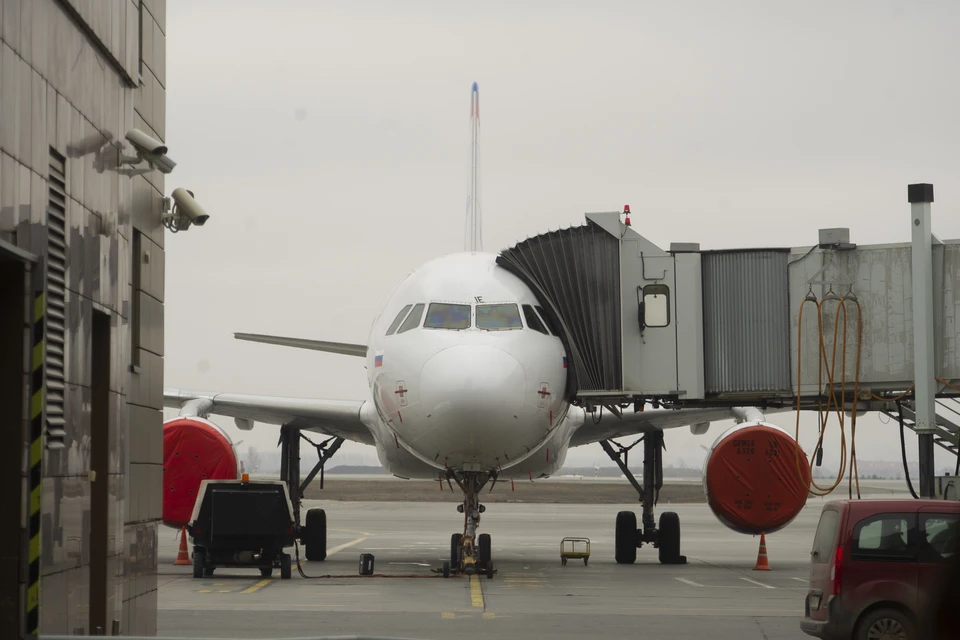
[441,471,496,579]
[601,429,685,565]
[279,424,343,563]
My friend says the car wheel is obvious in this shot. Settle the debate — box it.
[856,607,913,640]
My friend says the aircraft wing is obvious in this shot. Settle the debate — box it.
[163,388,374,446]
[568,405,792,447]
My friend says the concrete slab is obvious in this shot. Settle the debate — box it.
[157,500,834,639]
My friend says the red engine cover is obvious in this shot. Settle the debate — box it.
[162,417,240,528]
[702,422,811,535]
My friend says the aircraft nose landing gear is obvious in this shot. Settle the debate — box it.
[441,471,496,579]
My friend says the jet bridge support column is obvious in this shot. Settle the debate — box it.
[909,183,937,499]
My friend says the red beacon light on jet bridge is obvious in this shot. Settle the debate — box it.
[623,204,631,227]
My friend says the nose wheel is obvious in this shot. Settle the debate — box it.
[439,471,496,578]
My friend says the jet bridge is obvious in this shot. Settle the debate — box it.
[498,187,960,410]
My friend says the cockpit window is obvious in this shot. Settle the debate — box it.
[397,303,424,333]
[522,305,548,335]
[535,305,559,336]
[385,304,413,336]
[477,304,523,330]
[424,303,471,330]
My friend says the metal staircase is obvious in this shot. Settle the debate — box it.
[883,399,960,457]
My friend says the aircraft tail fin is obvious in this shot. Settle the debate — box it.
[234,332,367,357]
[465,81,482,252]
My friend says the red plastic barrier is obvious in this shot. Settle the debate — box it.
[162,417,240,528]
[703,422,811,535]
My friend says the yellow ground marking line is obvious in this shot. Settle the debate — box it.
[241,579,272,594]
[327,536,369,557]
[470,574,484,608]
[198,589,211,593]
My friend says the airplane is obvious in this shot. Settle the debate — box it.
[164,82,787,577]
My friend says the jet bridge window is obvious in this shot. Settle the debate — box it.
[386,304,413,335]
[639,284,670,329]
[398,303,425,333]
[477,304,523,330]
[522,304,548,335]
[424,303,471,330]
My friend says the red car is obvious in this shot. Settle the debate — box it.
[800,499,959,639]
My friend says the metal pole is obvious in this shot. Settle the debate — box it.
[908,183,937,498]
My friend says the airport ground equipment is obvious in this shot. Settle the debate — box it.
[187,477,297,579]
[560,537,591,566]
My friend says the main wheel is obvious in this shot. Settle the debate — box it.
[855,607,913,640]
[192,548,205,579]
[615,511,638,564]
[304,508,327,561]
[485,560,494,579]
[478,533,492,566]
[280,553,292,580]
[658,511,683,564]
[450,533,462,569]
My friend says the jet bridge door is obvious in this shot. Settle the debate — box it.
[620,246,679,396]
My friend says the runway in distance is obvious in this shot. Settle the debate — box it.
[164,82,804,576]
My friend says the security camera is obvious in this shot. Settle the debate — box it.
[162,188,210,232]
[125,129,167,156]
[120,128,177,174]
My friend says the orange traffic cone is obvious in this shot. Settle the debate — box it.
[753,532,771,571]
[174,526,191,565]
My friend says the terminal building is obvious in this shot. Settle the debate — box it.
[1,1,166,636]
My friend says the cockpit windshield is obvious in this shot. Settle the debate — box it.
[424,303,471,330]
[476,303,523,330]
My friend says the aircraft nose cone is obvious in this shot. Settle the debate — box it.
[420,345,526,430]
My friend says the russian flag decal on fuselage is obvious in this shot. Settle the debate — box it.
[562,355,568,369]
[375,351,384,367]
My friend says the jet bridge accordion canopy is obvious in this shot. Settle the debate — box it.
[497,220,622,399]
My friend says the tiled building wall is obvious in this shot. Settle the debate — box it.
[1,0,165,635]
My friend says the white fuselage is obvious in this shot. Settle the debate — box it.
[357,252,585,479]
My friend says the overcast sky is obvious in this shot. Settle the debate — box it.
[161,0,960,473]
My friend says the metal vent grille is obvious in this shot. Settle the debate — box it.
[45,149,68,449]
[498,221,622,397]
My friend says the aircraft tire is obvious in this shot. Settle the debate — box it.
[478,533,492,566]
[450,533,462,569]
[658,511,683,564]
[615,511,637,564]
[304,508,327,561]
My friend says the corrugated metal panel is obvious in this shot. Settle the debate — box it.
[702,250,791,394]
[497,221,622,396]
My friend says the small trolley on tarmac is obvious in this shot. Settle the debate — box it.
[560,537,591,566]
[187,476,297,579]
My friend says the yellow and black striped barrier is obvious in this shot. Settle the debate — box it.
[27,290,44,637]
